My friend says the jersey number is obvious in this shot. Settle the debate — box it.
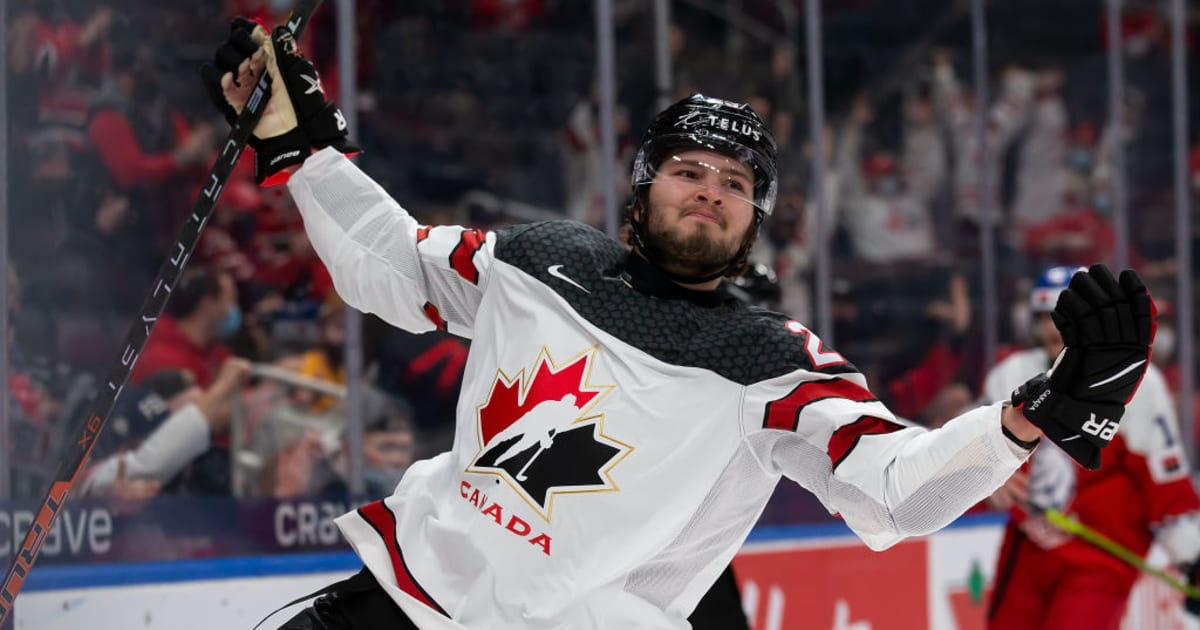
[785,321,847,369]
[1154,415,1176,447]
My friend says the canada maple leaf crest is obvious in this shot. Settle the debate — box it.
[466,346,631,521]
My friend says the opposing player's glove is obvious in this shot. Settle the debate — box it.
[201,18,359,185]
[1010,264,1155,470]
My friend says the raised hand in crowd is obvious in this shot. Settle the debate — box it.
[193,356,254,433]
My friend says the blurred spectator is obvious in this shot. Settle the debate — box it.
[7,1,112,148]
[881,272,974,425]
[900,87,948,211]
[5,263,66,497]
[750,185,814,323]
[269,390,417,500]
[1101,3,1173,58]
[1022,206,1122,268]
[295,300,348,413]
[131,266,239,387]
[85,43,215,262]
[835,96,938,264]
[562,85,634,227]
[470,0,549,31]
[931,51,1034,230]
[80,360,252,499]
[228,280,287,363]
[1011,68,1069,229]
[373,326,467,457]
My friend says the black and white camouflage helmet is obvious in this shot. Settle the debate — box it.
[631,93,779,216]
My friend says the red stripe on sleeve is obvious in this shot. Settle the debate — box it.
[357,501,448,617]
[423,302,447,331]
[449,229,486,284]
[828,416,907,470]
[763,378,878,432]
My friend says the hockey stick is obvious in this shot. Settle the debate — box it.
[0,2,323,623]
[1026,503,1200,600]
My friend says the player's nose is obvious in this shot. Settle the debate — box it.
[692,185,724,207]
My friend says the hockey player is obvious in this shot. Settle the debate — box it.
[202,21,1157,630]
[983,265,1200,629]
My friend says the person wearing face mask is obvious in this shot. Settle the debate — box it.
[835,96,937,265]
[132,266,242,388]
[982,266,1200,629]
[331,392,417,499]
[266,388,416,501]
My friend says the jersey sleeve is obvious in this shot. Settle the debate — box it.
[743,368,1032,550]
[1118,365,1200,564]
[287,148,493,338]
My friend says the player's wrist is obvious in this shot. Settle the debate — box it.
[1000,402,1042,446]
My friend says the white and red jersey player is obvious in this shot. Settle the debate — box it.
[981,267,1200,629]
[286,148,1034,629]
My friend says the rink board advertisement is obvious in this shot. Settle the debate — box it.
[11,514,1200,630]
[0,497,351,567]
[732,515,1197,630]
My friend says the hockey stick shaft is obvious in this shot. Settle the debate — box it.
[1032,504,1200,599]
[0,2,322,622]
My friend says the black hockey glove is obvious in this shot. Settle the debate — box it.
[201,18,359,185]
[1010,264,1156,470]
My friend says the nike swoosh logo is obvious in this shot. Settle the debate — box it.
[548,265,590,294]
[1061,435,1081,442]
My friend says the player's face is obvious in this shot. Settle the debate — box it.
[642,150,758,278]
[1036,312,1064,356]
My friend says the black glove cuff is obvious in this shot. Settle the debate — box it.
[1001,423,1040,451]
[1012,374,1125,470]
[253,128,313,184]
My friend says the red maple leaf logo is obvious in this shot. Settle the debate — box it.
[467,347,630,520]
[477,347,608,447]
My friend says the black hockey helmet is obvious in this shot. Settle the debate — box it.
[727,262,783,309]
[631,93,779,217]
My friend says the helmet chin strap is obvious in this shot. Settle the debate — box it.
[628,199,761,285]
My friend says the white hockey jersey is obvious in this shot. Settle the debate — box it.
[286,148,1033,629]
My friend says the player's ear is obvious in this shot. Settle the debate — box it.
[626,197,643,224]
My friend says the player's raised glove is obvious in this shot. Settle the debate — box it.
[1010,264,1156,470]
[201,18,359,185]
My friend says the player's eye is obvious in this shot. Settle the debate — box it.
[726,179,747,192]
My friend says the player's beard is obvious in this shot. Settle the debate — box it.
[642,204,753,280]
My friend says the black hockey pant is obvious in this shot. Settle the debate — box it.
[274,567,419,630]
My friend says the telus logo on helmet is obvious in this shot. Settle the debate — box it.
[676,110,763,141]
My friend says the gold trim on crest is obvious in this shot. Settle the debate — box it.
[464,346,632,522]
